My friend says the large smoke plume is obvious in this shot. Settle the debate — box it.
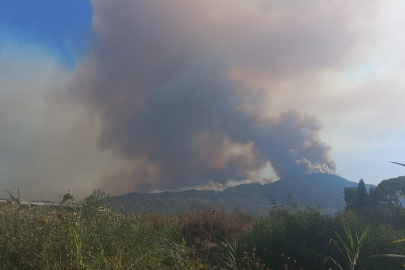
[67,0,345,193]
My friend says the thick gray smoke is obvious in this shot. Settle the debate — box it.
[66,0,376,193]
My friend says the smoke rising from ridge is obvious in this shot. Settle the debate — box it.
[1,0,392,199]
[65,0,354,193]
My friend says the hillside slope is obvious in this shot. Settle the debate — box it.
[109,173,361,215]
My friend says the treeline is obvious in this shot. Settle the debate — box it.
[344,176,405,228]
[344,176,405,209]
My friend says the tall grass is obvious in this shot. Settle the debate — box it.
[0,190,196,269]
[2,190,405,269]
[236,208,405,270]
[0,190,255,269]
[327,222,369,270]
[238,207,335,269]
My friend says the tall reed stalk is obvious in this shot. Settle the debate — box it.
[327,222,369,270]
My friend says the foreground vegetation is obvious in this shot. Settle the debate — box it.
[2,186,405,269]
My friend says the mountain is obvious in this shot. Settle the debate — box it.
[109,173,362,215]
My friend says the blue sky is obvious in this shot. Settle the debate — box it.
[0,0,93,67]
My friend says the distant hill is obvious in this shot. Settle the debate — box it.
[109,173,362,215]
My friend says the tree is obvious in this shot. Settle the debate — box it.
[343,179,376,210]
[356,179,369,208]
[373,176,405,207]
[344,187,357,209]
[367,186,379,208]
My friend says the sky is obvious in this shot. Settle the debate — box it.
[0,0,405,201]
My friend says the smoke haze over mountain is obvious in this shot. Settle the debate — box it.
[3,0,405,200]
[67,0,344,193]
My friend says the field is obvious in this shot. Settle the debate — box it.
[1,190,405,270]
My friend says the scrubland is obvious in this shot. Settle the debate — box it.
[1,190,405,270]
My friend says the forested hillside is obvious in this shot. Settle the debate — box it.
[109,173,362,215]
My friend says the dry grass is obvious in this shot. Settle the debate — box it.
[181,207,254,243]
[143,211,177,229]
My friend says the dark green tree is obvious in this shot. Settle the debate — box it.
[344,186,357,209]
[367,186,379,208]
[343,179,377,210]
[356,179,369,208]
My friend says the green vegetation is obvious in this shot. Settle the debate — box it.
[344,176,405,211]
[2,175,405,269]
[0,190,253,270]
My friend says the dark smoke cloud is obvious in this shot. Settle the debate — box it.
[66,0,386,194]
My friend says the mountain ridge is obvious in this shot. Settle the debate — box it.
[109,173,363,215]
